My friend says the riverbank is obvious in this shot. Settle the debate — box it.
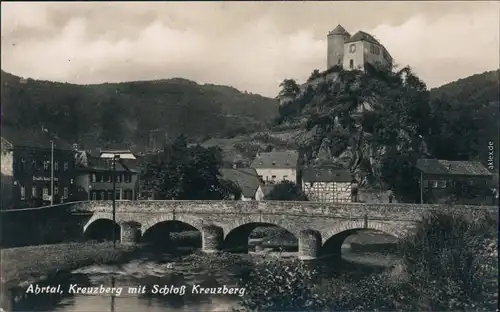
[1,242,138,290]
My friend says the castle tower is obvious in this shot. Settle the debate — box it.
[327,25,351,70]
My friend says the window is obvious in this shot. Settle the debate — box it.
[32,186,37,197]
[271,161,276,166]
[349,59,354,69]
[54,161,59,171]
[422,180,429,188]
[20,186,25,200]
[283,175,288,180]
[124,174,131,183]
[271,175,276,180]
[43,187,48,196]
[349,44,356,53]
[432,180,438,188]
[43,161,49,170]
[438,180,447,188]
[63,187,68,199]
[117,174,121,183]
[92,192,97,200]
[54,187,59,195]
[100,174,104,182]
[101,191,105,200]
[108,191,113,199]
[63,162,68,171]
[32,160,36,170]
[91,174,96,183]
[107,174,112,183]
[20,159,25,171]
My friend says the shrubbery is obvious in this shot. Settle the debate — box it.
[238,210,497,311]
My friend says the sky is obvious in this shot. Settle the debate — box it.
[1,1,499,97]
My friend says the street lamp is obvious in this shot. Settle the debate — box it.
[100,152,135,249]
[50,140,54,206]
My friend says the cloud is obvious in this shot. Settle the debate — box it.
[1,2,498,97]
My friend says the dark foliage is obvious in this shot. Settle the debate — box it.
[139,134,242,200]
[1,71,278,149]
[275,64,499,201]
[265,181,308,201]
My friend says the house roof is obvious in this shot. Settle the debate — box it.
[250,150,299,169]
[345,31,380,45]
[220,168,261,198]
[328,24,350,37]
[1,126,74,151]
[77,154,138,173]
[416,159,493,177]
[302,168,353,183]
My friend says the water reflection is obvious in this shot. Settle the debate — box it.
[8,248,399,312]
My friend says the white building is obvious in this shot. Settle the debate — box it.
[250,150,299,185]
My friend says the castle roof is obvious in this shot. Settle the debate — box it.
[328,24,350,37]
[345,31,380,45]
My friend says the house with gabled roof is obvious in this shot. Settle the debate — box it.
[250,150,299,185]
[220,168,264,201]
[73,149,140,201]
[416,158,494,205]
[302,167,355,203]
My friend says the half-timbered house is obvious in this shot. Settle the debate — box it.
[302,168,354,203]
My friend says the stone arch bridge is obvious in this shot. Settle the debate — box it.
[70,200,496,260]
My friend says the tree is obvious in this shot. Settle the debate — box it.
[307,69,321,81]
[140,134,242,200]
[266,181,308,201]
[277,79,300,99]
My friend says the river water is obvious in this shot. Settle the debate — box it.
[9,244,400,312]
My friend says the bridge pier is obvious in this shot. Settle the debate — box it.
[202,225,223,253]
[298,230,321,260]
[120,222,141,244]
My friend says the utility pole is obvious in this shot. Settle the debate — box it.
[112,155,118,249]
[50,140,54,206]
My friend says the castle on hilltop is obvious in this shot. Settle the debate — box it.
[327,24,392,71]
[277,25,393,106]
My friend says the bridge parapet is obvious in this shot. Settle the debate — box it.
[68,200,498,221]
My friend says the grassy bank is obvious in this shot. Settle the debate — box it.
[1,242,138,289]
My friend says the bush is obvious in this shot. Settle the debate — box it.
[239,258,326,311]
[398,209,497,311]
[238,210,497,311]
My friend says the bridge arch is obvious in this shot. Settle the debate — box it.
[83,212,116,234]
[320,220,405,257]
[141,215,203,234]
[83,217,120,242]
[223,220,299,253]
